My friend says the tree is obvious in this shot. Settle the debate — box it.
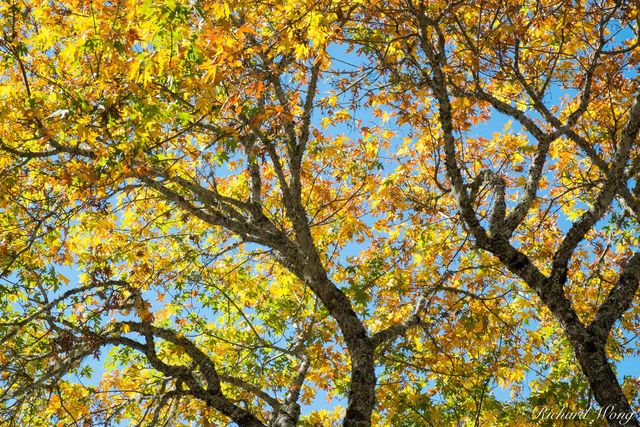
[0,0,639,426]
[0,1,443,425]
[354,0,640,425]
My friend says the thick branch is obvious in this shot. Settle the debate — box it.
[109,324,267,427]
[588,253,640,344]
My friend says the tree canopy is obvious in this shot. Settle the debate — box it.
[0,0,639,426]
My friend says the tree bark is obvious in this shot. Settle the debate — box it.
[343,345,376,427]
[574,345,639,426]
[269,402,300,427]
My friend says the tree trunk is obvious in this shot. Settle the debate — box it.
[574,345,638,426]
[292,242,377,427]
[343,345,376,427]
